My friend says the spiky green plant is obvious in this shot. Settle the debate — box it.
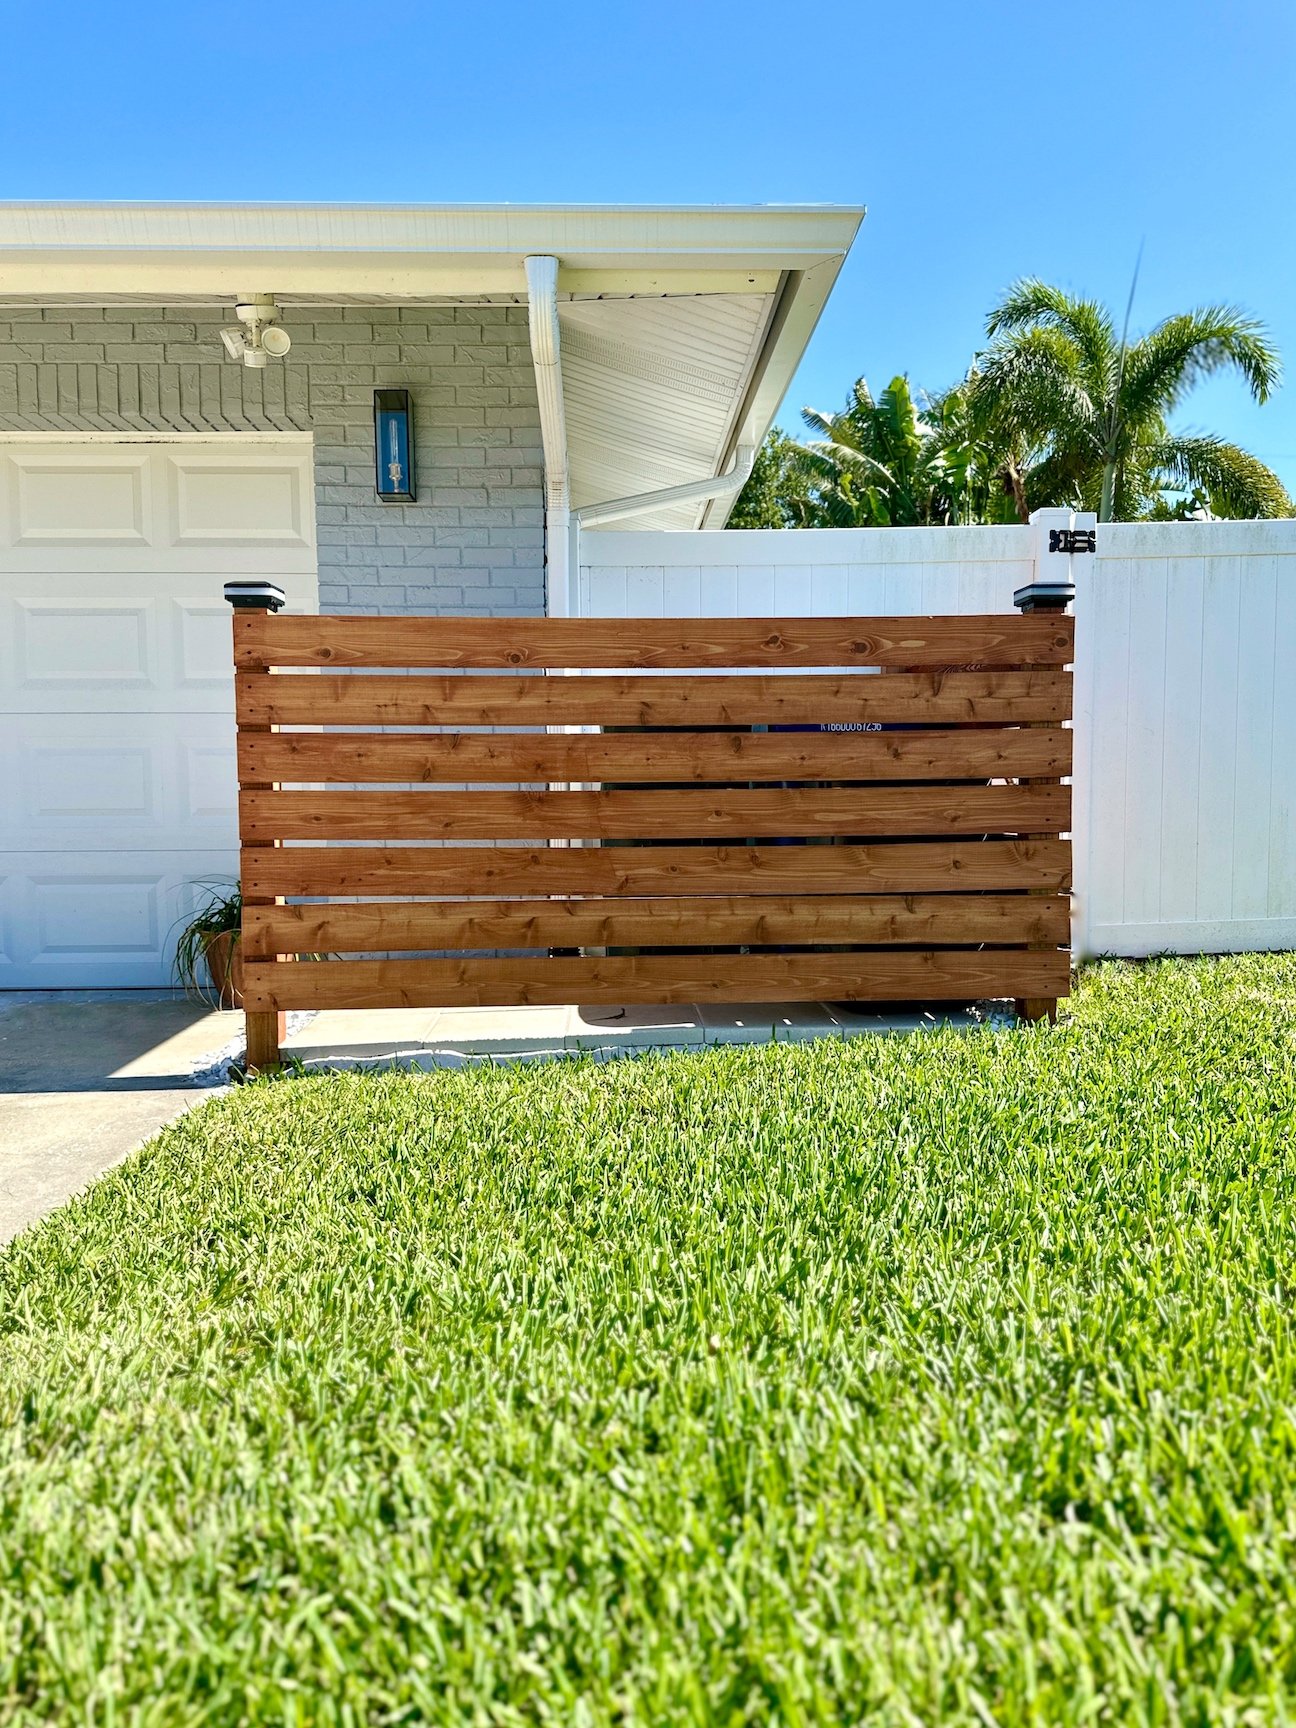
[171,882,241,1002]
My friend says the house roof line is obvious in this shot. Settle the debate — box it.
[0,201,866,529]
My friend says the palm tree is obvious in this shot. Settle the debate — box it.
[969,281,1291,521]
[923,376,1034,526]
[796,375,950,526]
[728,377,1032,529]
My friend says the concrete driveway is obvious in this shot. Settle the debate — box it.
[0,994,239,1244]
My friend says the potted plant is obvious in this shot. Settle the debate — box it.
[174,884,244,1008]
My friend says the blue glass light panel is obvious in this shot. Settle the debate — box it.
[374,388,415,501]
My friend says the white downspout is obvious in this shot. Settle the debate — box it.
[525,251,755,605]
[575,443,756,530]
[523,254,572,616]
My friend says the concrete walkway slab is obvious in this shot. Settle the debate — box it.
[0,995,238,1244]
[283,999,987,1069]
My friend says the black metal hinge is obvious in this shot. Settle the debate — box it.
[1048,529,1096,554]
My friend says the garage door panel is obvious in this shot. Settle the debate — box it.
[0,851,240,988]
[2,714,238,851]
[172,457,308,546]
[9,454,152,546]
[176,597,236,685]
[1,577,317,712]
[13,597,155,692]
[0,442,316,576]
[0,437,317,986]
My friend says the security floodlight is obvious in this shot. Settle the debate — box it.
[219,296,291,368]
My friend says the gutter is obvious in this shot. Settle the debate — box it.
[523,253,756,599]
[523,254,568,513]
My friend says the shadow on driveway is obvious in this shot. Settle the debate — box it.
[0,995,240,1243]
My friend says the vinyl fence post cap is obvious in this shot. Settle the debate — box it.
[224,581,287,612]
[1013,579,1075,613]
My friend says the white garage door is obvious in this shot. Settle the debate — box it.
[0,437,317,988]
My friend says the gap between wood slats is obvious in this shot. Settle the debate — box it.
[240,838,1073,899]
[243,892,1072,957]
[233,611,1075,670]
[241,949,1071,1012]
[239,783,1072,842]
[235,668,1073,728]
[237,726,1074,786]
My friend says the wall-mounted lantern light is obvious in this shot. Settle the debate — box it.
[374,389,415,501]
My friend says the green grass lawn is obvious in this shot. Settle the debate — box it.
[3,958,1296,1724]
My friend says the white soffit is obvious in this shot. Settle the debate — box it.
[0,201,863,528]
[561,293,773,529]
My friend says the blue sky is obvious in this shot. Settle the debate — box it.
[3,0,1294,493]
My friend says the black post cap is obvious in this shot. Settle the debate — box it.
[224,581,287,612]
[1013,579,1075,614]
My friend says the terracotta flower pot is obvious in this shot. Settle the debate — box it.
[203,930,245,1009]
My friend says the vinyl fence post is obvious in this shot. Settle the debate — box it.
[226,581,288,1072]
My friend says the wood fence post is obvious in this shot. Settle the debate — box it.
[1011,548,1080,1025]
[226,582,288,1072]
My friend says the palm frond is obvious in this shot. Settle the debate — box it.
[849,377,876,415]
[1147,434,1294,519]
[986,278,1116,387]
[796,441,895,490]
[969,328,1103,454]
[1122,308,1282,425]
[800,405,840,441]
[1020,449,1090,514]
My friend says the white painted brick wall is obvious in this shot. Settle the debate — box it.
[0,304,545,615]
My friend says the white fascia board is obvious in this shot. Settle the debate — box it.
[0,202,864,301]
[734,258,849,449]
[0,256,788,302]
[698,250,860,528]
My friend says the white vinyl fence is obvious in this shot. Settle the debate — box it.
[578,516,1296,960]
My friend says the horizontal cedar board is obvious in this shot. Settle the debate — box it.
[241,838,1072,898]
[234,611,1074,670]
[235,669,1072,728]
[243,892,1070,957]
[240,783,1071,842]
[238,726,1073,786]
[241,949,1070,1012]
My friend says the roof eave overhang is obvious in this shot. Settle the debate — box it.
[0,201,865,531]
[0,201,863,303]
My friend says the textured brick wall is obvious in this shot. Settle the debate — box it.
[0,304,545,615]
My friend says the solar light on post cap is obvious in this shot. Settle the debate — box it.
[1013,578,1075,614]
[223,581,286,612]
[374,388,415,501]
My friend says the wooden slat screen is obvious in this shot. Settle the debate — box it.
[232,610,1073,1066]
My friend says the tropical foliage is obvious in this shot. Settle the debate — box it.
[732,376,1030,529]
[969,280,1291,521]
[794,375,946,527]
[730,283,1292,527]
[725,427,818,528]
